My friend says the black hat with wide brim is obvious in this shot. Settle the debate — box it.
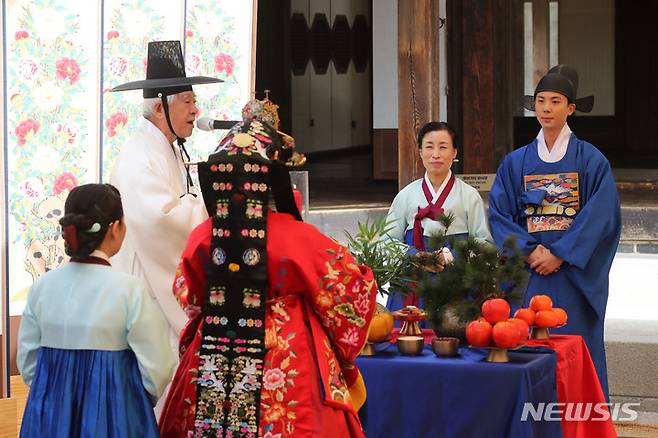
[111,40,222,98]
[523,64,594,113]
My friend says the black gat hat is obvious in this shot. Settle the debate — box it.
[523,64,594,113]
[111,40,222,98]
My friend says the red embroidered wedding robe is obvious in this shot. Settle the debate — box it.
[159,211,376,437]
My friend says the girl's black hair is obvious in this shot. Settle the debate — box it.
[58,183,123,258]
[417,121,459,149]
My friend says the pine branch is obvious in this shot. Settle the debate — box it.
[416,235,529,326]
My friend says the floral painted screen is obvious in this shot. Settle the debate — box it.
[5,0,101,314]
[182,0,255,163]
[4,0,255,315]
[101,0,183,182]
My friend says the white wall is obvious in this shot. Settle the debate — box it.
[372,0,398,129]
[559,0,615,115]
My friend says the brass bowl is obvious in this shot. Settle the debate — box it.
[397,336,424,355]
[432,337,459,357]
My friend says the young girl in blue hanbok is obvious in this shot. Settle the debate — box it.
[384,122,493,311]
[18,183,176,438]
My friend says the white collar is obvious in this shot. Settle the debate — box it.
[536,124,572,163]
[90,249,110,262]
[141,117,175,148]
[424,170,452,204]
[140,117,188,173]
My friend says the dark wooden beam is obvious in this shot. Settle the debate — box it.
[397,0,441,189]
[447,0,464,173]
[532,0,550,84]
[493,0,523,164]
[256,0,292,132]
[461,0,494,173]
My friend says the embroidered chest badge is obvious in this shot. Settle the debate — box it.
[212,247,226,265]
[242,248,261,266]
[523,172,580,233]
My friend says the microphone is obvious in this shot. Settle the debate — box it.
[196,117,240,132]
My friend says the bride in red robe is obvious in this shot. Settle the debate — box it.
[158,104,376,438]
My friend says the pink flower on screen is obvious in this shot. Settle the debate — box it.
[14,119,40,146]
[53,172,78,195]
[105,112,128,137]
[214,53,235,76]
[55,57,81,84]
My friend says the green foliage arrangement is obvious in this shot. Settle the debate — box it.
[345,218,415,296]
[417,234,529,329]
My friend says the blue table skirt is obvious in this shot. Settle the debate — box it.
[356,344,562,438]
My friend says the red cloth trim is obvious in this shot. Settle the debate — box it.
[71,256,111,267]
[406,174,456,307]
[412,175,455,251]
[527,335,617,438]
[62,224,78,253]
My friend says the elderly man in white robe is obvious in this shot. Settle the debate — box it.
[109,40,222,347]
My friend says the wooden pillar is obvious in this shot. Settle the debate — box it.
[460,0,495,173]
[397,0,441,190]
[532,0,550,84]
[493,0,524,165]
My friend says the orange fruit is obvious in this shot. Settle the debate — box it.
[514,308,536,326]
[530,295,553,312]
[481,298,511,325]
[508,318,530,343]
[368,310,394,342]
[492,320,519,349]
[466,318,493,347]
[553,308,568,326]
[535,310,558,328]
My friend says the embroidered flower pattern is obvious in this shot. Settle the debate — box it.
[316,246,376,362]
[243,289,262,308]
[216,199,229,218]
[339,327,361,347]
[322,338,351,404]
[246,200,264,219]
[354,289,371,316]
[262,368,286,391]
[209,287,226,306]
[173,261,191,308]
[168,226,376,437]
[261,300,299,436]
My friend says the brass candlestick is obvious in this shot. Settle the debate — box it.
[392,306,429,337]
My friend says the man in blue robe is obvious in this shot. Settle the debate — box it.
[488,65,621,397]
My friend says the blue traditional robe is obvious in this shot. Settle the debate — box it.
[488,132,621,397]
[17,256,176,437]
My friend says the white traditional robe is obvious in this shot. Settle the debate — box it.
[385,174,493,246]
[17,259,176,400]
[110,118,208,338]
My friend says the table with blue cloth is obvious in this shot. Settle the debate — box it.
[356,344,562,438]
